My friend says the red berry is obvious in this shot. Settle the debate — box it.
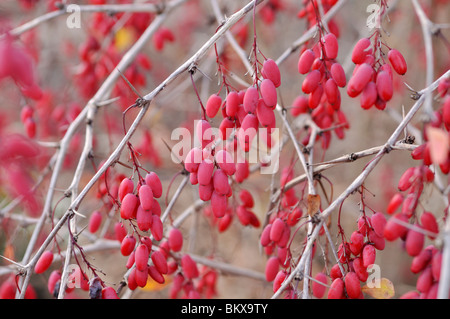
[184,147,202,173]
[327,278,344,299]
[226,91,240,117]
[344,272,361,299]
[135,244,149,272]
[323,33,339,60]
[102,287,119,299]
[151,250,168,274]
[120,193,139,220]
[260,79,277,107]
[353,257,369,282]
[47,270,61,296]
[88,210,102,233]
[349,231,364,256]
[206,94,222,118]
[270,218,285,242]
[121,235,136,256]
[150,215,163,241]
[256,99,276,127]
[211,191,228,218]
[347,63,373,97]
[420,212,439,239]
[273,270,287,293]
[181,254,199,279]
[298,49,315,74]
[199,182,214,201]
[312,272,328,299]
[168,228,183,252]
[362,244,376,267]
[360,81,377,109]
[197,159,215,185]
[148,265,165,284]
[388,49,407,75]
[118,178,134,202]
[371,212,387,237]
[239,189,254,208]
[138,184,154,211]
[290,95,309,116]
[411,247,433,274]
[352,38,371,64]
[213,168,229,195]
[243,87,259,114]
[215,149,236,176]
[376,70,393,102]
[260,224,272,247]
[262,59,281,87]
[145,172,162,198]
[384,213,409,241]
[416,266,433,293]
[265,256,280,282]
[308,83,324,109]
[196,119,213,149]
[302,70,321,94]
[387,193,404,215]
[330,62,346,87]
[34,251,53,274]
[405,226,425,257]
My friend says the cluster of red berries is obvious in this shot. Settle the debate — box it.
[347,37,407,110]
[292,31,349,149]
[260,168,303,293]
[297,0,341,37]
[325,211,386,299]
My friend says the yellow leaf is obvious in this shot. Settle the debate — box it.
[140,275,171,292]
[115,27,135,52]
[362,277,395,299]
[426,126,450,165]
[307,194,321,217]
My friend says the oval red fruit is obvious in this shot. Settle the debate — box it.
[376,70,393,102]
[121,235,136,256]
[262,59,281,87]
[206,94,222,118]
[270,218,285,242]
[265,256,280,282]
[34,251,54,274]
[388,49,407,75]
[298,49,315,74]
[260,79,277,107]
[181,254,199,279]
[135,244,149,271]
[302,70,321,94]
[138,184,154,211]
[145,172,162,198]
[150,215,163,241]
[312,272,328,299]
[405,226,425,257]
[168,228,183,252]
[352,38,371,65]
[226,91,240,117]
[327,278,344,299]
[330,62,346,87]
[362,244,376,267]
[323,33,339,60]
[120,193,139,220]
[243,87,259,114]
[345,272,361,299]
[151,250,168,274]
[88,210,102,234]
[347,63,373,97]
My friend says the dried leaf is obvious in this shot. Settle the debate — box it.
[307,194,321,217]
[362,277,395,299]
[141,275,171,292]
[426,126,450,165]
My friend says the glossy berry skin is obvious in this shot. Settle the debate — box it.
[34,251,54,274]
[388,49,407,75]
